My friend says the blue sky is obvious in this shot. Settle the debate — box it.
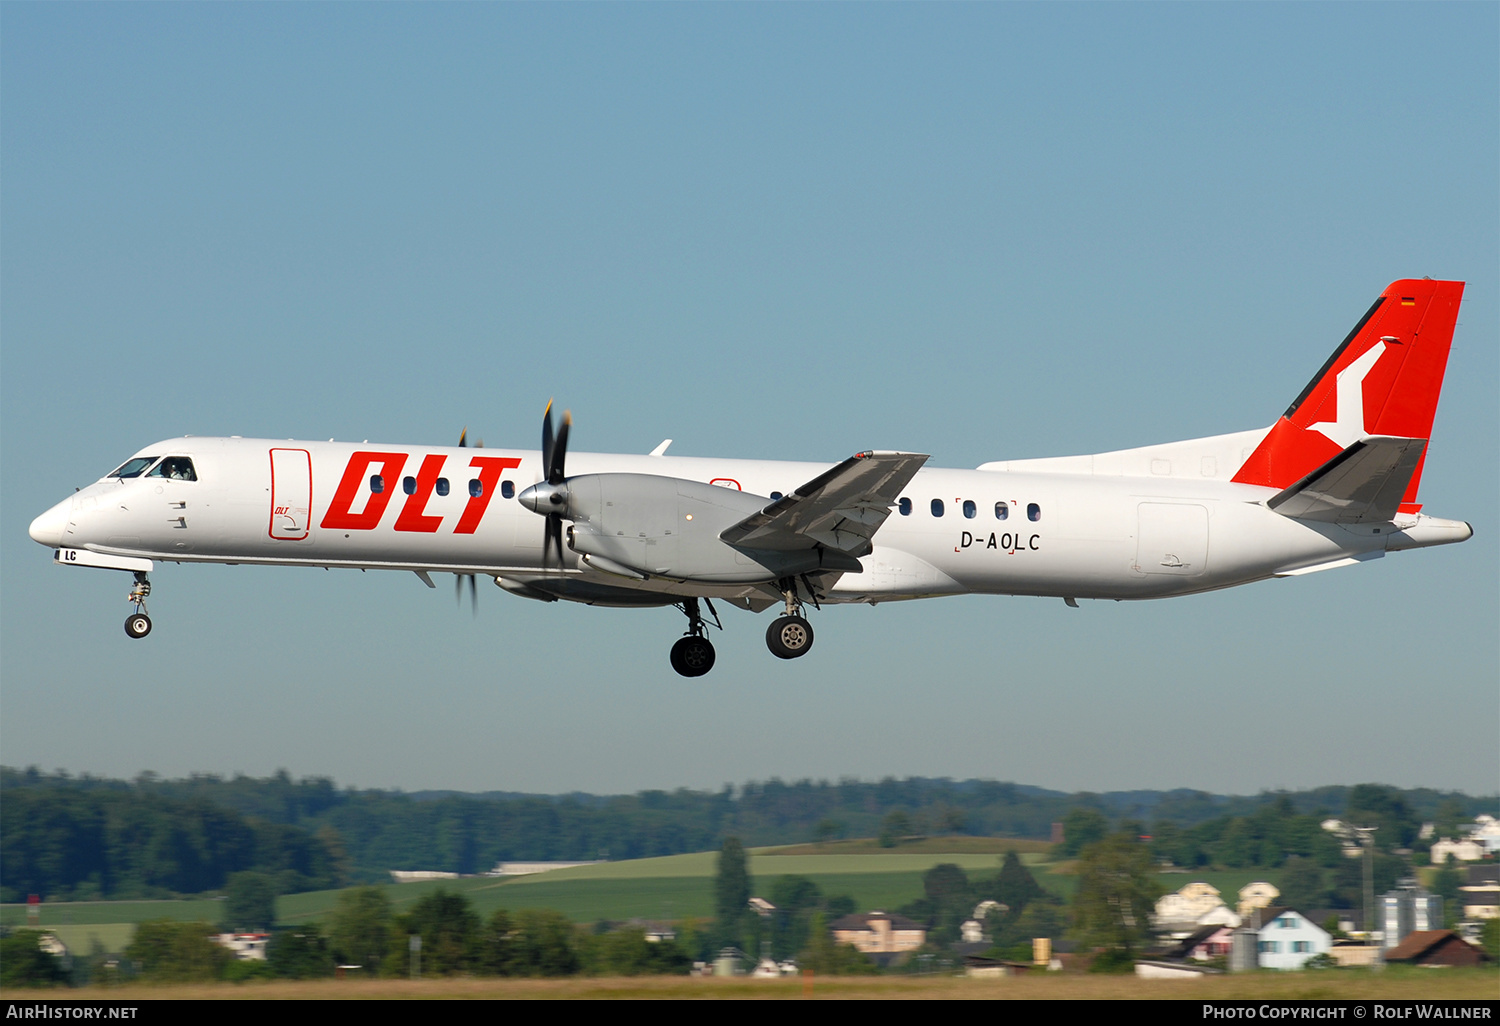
[3,3,1495,798]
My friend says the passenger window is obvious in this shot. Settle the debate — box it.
[1028,502,1041,522]
[435,478,450,497]
[931,499,944,518]
[898,497,911,516]
[109,457,160,479]
[146,457,197,481]
[771,491,784,502]
[995,502,1008,520]
[962,499,977,519]
[501,480,515,499]
[469,479,483,498]
[402,476,417,495]
[370,475,385,494]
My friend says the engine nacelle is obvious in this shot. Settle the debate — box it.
[556,473,859,584]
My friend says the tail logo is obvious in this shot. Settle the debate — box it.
[1305,338,1391,449]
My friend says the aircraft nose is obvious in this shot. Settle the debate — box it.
[29,501,70,548]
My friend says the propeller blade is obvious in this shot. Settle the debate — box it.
[454,573,479,616]
[545,515,565,567]
[549,411,571,485]
[538,401,572,567]
[541,400,555,480]
[459,428,468,448]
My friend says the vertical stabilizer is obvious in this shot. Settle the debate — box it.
[1232,279,1464,512]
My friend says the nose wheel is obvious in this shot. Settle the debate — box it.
[124,572,153,640]
[670,597,720,677]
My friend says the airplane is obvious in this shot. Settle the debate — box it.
[28,279,1473,677]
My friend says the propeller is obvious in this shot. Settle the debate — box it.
[455,572,478,616]
[520,401,571,567]
[541,401,570,566]
[455,427,483,614]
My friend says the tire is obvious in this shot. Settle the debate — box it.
[124,613,153,639]
[670,636,716,677]
[766,615,814,659]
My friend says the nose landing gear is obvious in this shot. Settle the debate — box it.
[124,572,152,639]
[669,597,720,677]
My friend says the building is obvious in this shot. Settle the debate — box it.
[215,932,270,960]
[1237,882,1280,916]
[1431,838,1486,863]
[829,912,926,955]
[1243,907,1331,970]
[1155,882,1224,931]
[1380,878,1443,948]
[1460,865,1499,920]
[1384,930,1489,967]
[1159,924,1235,962]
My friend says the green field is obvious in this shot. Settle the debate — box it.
[46,966,1500,1001]
[0,898,223,929]
[0,846,1303,952]
[770,837,1054,856]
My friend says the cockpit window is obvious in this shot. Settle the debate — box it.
[146,457,197,481]
[109,457,160,479]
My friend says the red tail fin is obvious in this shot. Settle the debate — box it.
[1232,279,1464,512]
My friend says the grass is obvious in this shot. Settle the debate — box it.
[26,966,1499,1001]
[767,837,1054,856]
[0,845,1363,951]
[0,898,223,928]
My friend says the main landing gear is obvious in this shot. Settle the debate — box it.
[667,579,819,676]
[124,571,152,639]
[766,575,815,660]
[669,597,720,678]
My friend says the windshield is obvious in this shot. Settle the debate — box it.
[145,456,197,481]
[108,456,160,479]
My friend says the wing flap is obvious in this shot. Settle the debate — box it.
[1267,436,1426,524]
[719,450,928,554]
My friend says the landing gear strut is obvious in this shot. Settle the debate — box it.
[766,576,815,660]
[669,597,720,677]
[124,572,152,639]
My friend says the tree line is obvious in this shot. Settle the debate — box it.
[4,766,1488,902]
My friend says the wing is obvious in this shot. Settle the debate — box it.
[1267,436,1427,524]
[718,450,929,556]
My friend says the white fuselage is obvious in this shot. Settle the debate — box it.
[29,432,1470,608]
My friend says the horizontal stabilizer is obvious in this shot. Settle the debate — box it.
[1267,436,1426,524]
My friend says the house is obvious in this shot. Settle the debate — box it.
[1160,923,1235,963]
[1155,882,1225,933]
[1384,930,1489,967]
[1237,882,1280,916]
[1155,882,1243,939]
[1460,864,1499,920]
[1431,838,1486,863]
[215,932,270,960]
[829,912,926,954]
[1429,815,1500,863]
[1244,907,1331,970]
